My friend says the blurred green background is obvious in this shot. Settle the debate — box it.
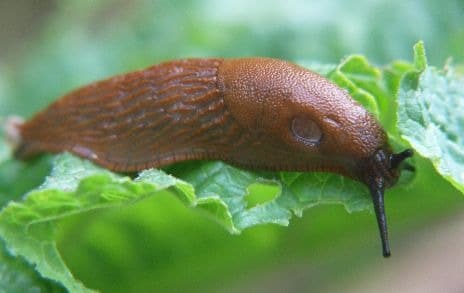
[1,0,463,292]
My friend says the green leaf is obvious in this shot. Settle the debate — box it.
[0,154,206,292]
[0,242,64,293]
[328,55,382,117]
[398,66,464,193]
[0,150,373,291]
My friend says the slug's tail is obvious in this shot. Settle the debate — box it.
[2,116,37,159]
[3,115,24,148]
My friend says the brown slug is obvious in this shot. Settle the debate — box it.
[8,57,413,257]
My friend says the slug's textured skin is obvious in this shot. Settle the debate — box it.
[15,58,384,177]
[217,58,387,179]
[11,57,413,257]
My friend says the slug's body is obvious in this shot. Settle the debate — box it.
[10,58,412,257]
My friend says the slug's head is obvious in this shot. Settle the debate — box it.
[220,58,414,257]
[360,148,414,257]
[220,58,385,160]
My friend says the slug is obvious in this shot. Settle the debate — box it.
[7,57,413,257]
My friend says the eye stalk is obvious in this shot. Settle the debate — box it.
[389,149,414,169]
[362,148,413,257]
